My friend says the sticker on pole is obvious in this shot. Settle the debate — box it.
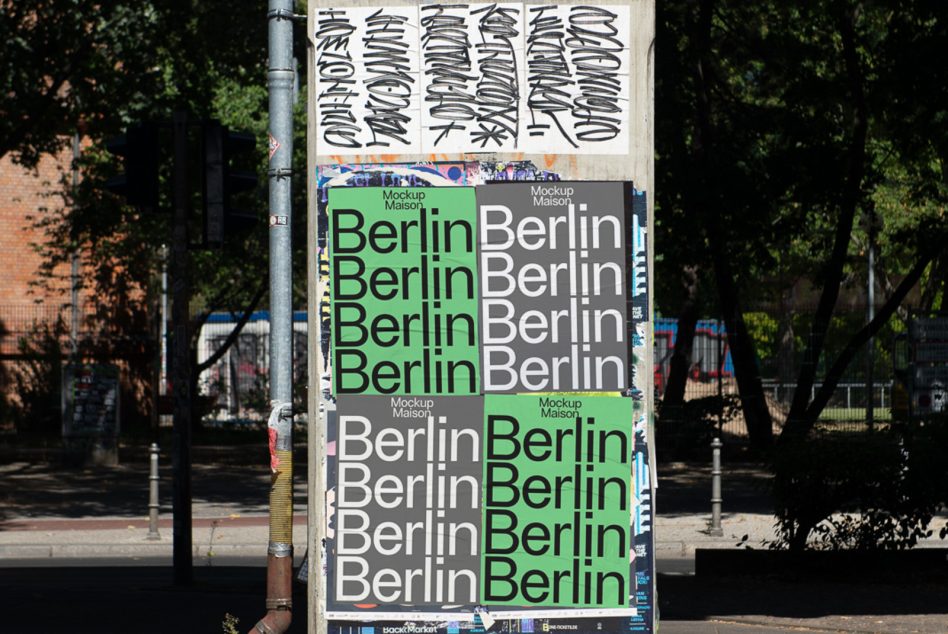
[268,133,281,160]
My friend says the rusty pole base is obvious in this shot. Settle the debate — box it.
[250,554,293,634]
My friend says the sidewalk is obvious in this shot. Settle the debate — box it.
[1,449,946,633]
[0,447,308,562]
[0,513,307,561]
[1,453,780,561]
[654,459,781,565]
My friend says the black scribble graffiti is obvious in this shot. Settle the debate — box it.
[525,5,577,148]
[315,9,361,149]
[470,3,520,149]
[316,3,628,154]
[420,4,477,147]
[362,9,415,148]
[567,6,625,143]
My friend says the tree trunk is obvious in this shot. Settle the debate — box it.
[782,250,938,440]
[919,254,946,312]
[776,287,796,389]
[189,344,201,430]
[692,0,772,450]
[660,266,701,425]
[782,7,869,441]
[713,251,774,450]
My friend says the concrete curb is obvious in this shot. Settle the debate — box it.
[0,542,267,558]
[656,540,742,557]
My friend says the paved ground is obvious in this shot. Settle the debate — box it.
[1,445,946,633]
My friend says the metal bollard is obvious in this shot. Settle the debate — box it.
[147,442,161,540]
[710,437,723,536]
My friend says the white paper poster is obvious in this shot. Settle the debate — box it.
[313,6,422,154]
[419,3,525,154]
[520,4,630,155]
[312,3,632,156]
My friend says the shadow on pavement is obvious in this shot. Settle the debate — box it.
[0,447,308,523]
[657,461,774,516]
[658,573,948,620]
[0,566,307,633]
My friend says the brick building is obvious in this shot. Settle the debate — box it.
[0,143,97,435]
[0,142,91,355]
[0,148,78,311]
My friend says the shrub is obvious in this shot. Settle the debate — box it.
[772,419,948,551]
[657,394,740,455]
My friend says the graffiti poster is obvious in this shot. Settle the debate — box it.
[62,364,120,438]
[629,192,647,324]
[312,4,632,155]
[629,424,653,631]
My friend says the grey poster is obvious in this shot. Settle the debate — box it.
[477,182,631,393]
[329,395,484,612]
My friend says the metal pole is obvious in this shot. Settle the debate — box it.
[710,437,723,536]
[160,245,169,400]
[867,221,876,431]
[171,110,193,586]
[716,318,723,435]
[267,5,293,420]
[254,2,295,632]
[147,443,161,540]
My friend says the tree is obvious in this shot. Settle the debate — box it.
[658,0,947,549]
[0,2,165,168]
[656,1,947,453]
[18,1,310,431]
[770,1,947,442]
[657,0,788,450]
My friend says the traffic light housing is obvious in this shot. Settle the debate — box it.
[105,123,160,211]
[203,120,259,247]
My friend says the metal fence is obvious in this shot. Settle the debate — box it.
[0,302,109,436]
[0,303,311,435]
[0,303,70,357]
[654,307,909,440]
[2,302,933,439]
[195,311,309,425]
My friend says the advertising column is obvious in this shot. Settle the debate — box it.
[308,3,656,632]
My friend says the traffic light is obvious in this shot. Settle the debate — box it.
[105,123,160,211]
[203,120,259,247]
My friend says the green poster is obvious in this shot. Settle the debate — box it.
[329,187,480,395]
[482,394,633,608]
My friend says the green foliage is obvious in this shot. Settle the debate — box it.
[658,1,947,447]
[8,1,311,431]
[744,312,779,363]
[772,421,948,551]
[0,2,165,167]
[872,157,947,312]
[221,613,240,634]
